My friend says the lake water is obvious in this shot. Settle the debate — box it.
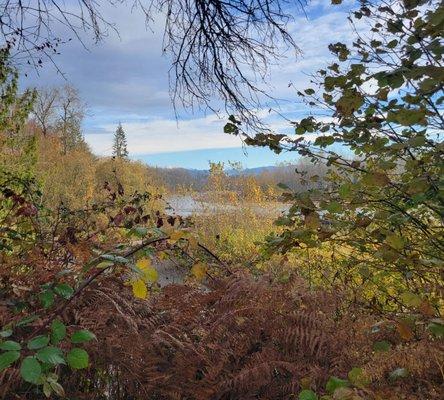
[151,195,289,287]
[165,195,289,217]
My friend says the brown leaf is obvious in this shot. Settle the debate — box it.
[419,300,435,316]
[396,320,414,341]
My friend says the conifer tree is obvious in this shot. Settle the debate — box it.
[0,48,37,174]
[112,123,128,159]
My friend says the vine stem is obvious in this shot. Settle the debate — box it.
[27,235,169,339]
[28,236,228,339]
[197,242,233,274]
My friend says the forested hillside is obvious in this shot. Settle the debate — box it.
[0,1,443,399]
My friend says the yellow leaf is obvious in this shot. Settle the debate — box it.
[385,234,405,250]
[136,258,151,270]
[131,279,147,299]
[162,225,174,234]
[362,172,391,187]
[191,262,207,281]
[143,267,158,283]
[96,261,114,269]
[305,212,320,229]
[400,291,421,307]
[300,376,312,390]
[136,258,158,283]
[169,230,185,241]
[188,236,199,250]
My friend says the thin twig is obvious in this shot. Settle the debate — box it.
[27,235,169,338]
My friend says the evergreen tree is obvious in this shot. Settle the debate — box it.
[0,48,37,175]
[112,123,128,159]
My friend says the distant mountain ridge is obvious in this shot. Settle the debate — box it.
[153,165,286,177]
[147,162,326,192]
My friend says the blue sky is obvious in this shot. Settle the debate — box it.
[139,147,301,170]
[20,0,359,170]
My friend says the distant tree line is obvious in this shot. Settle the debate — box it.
[152,159,329,196]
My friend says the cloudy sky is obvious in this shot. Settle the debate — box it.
[20,0,359,169]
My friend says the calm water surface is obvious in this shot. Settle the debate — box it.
[166,195,289,217]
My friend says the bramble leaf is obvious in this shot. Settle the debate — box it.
[27,335,50,350]
[71,330,96,344]
[299,389,318,400]
[0,351,20,372]
[131,279,148,299]
[326,376,349,394]
[40,290,55,308]
[67,348,89,370]
[36,347,65,365]
[54,283,74,299]
[373,341,391,352]
[0,340,21,351]
[50,320,66,345]
[20,356,42,384]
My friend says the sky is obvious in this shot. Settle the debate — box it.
[19,0,359,170]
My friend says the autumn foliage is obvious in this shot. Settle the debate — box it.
[1,1,444,399]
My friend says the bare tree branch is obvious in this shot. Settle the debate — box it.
[1,0,308,128]
[145,0,307,127]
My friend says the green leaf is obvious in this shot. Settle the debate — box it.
[428,320,444,338]
[338,183,352,199]
[373,340,391,352]
[131,279,148,299]
[0,329,12,338]
[50,320,66,345]
[100,254,129,264]
[129,226,148,238]
[67,348,89,370]
[71,330,96,344]
[347,367,370,388]
[96,261,114,269]
[385,234,405,250]
[325,201,342,214]
[20,356,42,384]
[40,290,55,309]
[224,122,238,134]
[314,135,335,147]
[0,340,21,351]
[27,335,50,350]
[36,347,65,365]
[400,291,422,307]
[16,315,38,327]
[299,389,318,400]
[54,283,74,299]
[277,182,290,190]
[326,376,349,394]
[0,351,20,372]
[387,108,426,126]
[387,39,398,48]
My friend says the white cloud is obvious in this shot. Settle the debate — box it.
[19,0,369,159]
[88,114,242,155]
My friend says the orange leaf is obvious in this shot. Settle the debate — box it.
[396,321,413,341]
